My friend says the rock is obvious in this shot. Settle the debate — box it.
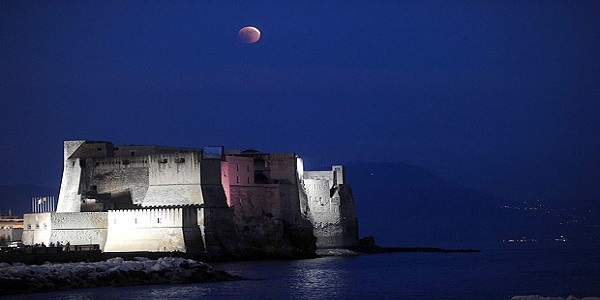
[0,256,241,295]
[316,248,361,256]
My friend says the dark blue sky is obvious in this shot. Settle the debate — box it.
[1,1,599,202]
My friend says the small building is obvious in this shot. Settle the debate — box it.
[0,213,24,244]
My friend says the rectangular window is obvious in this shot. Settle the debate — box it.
[130,151,136,156]
[157,217,162,224]
[134,218,138,224]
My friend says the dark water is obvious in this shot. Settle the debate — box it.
[5,248,600,299]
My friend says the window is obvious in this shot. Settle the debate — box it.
[134,218,138,224]
[175,157,185,163]
[130,151,136,156]
[157,217,162,224]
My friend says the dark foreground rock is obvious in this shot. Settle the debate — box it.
[0,256,241,295]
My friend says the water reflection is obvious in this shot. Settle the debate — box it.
[4,250,598,300]
[288,257,350,299]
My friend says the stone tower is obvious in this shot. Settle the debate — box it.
[303,165,359,248]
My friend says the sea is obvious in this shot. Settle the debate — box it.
[4,247,599,300]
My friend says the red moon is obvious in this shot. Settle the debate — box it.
[238,26,260,44]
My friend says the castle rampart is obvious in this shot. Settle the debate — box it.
[104,207,192,252]
[22,212,108,249]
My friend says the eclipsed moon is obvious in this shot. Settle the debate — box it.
[238,26,260,44]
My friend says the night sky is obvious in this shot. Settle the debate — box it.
[2,2,599,204]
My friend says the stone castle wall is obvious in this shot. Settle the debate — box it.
[104,208,192,252]
[88,157,149,205]
[229,185,282,220]
[22,212,108,249]
[42,140,358,255]
[143,152,204,206]
[338,184,359,246]
[57,158,83,213]
[223,156,255,188]
[304,166,358,248]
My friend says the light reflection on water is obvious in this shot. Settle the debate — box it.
[288,257,350,299]
[4,249,600,300]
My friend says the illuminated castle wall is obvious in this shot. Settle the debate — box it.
[22,140,358,256]
[302,165,358,248]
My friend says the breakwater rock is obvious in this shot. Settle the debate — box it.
[0,256,241,295]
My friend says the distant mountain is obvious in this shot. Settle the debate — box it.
[344,161,533,249]
[0,184,58,217]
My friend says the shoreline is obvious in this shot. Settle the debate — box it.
[0,245,481,265]
[0,256,241,295]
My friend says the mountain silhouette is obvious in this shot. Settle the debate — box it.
[344,161,521,249]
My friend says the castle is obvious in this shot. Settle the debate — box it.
[22,140,358,258]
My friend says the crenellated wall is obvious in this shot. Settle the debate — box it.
[22,212,108,248]
[104,208,190,252]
